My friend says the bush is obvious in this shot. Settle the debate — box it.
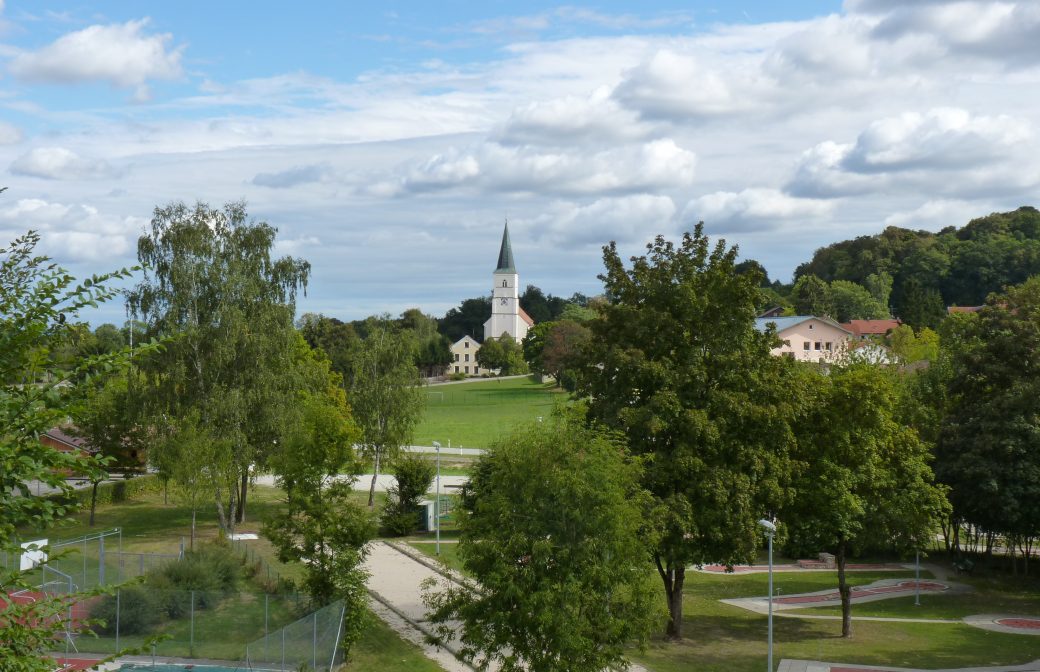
[91,585,160,635]
[449,371,467,381]
[382,454,435,536]
[144,542,242,615]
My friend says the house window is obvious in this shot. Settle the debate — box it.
[474,366,479,374]
[465,354,470,362]
[809,324,814,329]
[825,342,833,351]
[454,354,459,362]
[454,366,459,373]
[464,365,469,373]
[814,342,822,350]
[803,342,810,351]
[465,341,469,348]
[502,280,507,287]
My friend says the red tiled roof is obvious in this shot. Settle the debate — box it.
[519,307,535,326]
[840,319,901,336]
[947,305,983,314]
[42,427,91,451]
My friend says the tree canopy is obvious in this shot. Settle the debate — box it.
[574,225,800,639]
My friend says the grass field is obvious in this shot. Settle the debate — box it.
[413,376,567,448]
[632,570,1040,672]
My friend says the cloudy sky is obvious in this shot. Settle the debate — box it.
[1,1,1039,324]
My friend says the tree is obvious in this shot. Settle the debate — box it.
[0,229,155,670]
[70,375,147,526]
[895,276,946,330]
[343,317,425,507]
[476,334,527,375]
[791,274,832,316]
[127,201,311,533]
[864,271,894,312]
[888,324,940,363]
[574,225,799,639]
[439,297,492,342]
[540,320,591,390]
[424,414,661,671]
[164,413,226,550]
[784,364,948,638]
[828,280,889,322]
[264,386,375,658]
[938,279,1040,568]
[382,452,435,536]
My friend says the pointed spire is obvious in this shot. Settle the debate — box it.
[495,220,516,273]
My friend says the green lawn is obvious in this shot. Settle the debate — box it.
[632,570,1040,672]
[414,376,567,448]
[796,571,1040,620]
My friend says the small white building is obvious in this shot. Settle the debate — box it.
[754,315,853,363]
[450,335,483,376]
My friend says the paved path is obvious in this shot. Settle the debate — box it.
[779,659,1040,672]
[363,540,651,672]
[963,614,1040,636]
[698,562,911,574]
[256,473,468,493]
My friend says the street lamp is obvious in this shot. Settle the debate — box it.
[432,441,442,556]
[758,519,777,672]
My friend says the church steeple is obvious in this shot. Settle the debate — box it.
[495,221,516,273]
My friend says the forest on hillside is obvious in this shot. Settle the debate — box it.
[789,206,1040,327]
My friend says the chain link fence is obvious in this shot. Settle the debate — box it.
[245,599,346,672]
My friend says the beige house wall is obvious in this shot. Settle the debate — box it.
[772,319,851,363]
[450,335,483,376]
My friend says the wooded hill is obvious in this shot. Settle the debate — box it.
[794,206,1040,325]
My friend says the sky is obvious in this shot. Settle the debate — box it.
[2,1,1039,324]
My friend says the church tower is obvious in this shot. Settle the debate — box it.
[483,222,532,342]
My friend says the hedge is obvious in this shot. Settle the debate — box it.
[53,473,161,508]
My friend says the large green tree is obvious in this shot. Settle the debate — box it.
[938,278,1040,567]
[342,316,425,507]
[575,225,799,639]
[127,201,311,532]
[784,364,948,638]
[0,229,154,670]
[425,414,661,671]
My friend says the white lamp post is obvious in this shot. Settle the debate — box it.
[758,519,777,672]
[432,441,442,556]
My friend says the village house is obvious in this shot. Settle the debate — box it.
[754,315,853,363]
[840,318,902,341]
[449,335,483,376]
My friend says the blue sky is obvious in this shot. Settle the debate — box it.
[2,0,1039,324]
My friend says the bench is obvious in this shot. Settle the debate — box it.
[953,558,976,575]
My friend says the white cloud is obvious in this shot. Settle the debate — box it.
[253,164,333,189]
[9,19,183,88]
[373,138,696,197]
[682,189,833,233]
[9,147,117,180]
[525,194,677,246]
[0,122,22,145]
[787,108,1035,197]
[883,199,982,229]
[0,198,143,261]
[493,87,652,146]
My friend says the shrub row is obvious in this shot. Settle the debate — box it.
[53,474,160,508]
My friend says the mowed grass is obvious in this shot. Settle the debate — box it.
[632,569,1040,672]
[414,376,567,448]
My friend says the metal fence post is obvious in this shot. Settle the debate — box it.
[281,627,286,671]
[98,534,105,586]
[264,593,269,663]
[115,588,120,652]
[313,610,318,671]
[190,590,195,656]
[82,537,88,588]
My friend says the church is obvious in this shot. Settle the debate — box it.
[449,223,533,376]
[483,222,533,343]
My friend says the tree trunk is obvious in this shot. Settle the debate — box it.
[191,508,197,551]
[368,451,381,508]
[654,553,685,639]
[236,470,248,523]
[837,538,852,638]
[89,480,100,527]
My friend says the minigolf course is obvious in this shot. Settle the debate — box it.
[723,578,964,614]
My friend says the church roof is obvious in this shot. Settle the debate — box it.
[495,222,516,273]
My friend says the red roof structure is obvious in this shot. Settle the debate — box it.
[40,427,93,454]
[519,307,535,326]
[947,305,984,314]
[840,319,901,339]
